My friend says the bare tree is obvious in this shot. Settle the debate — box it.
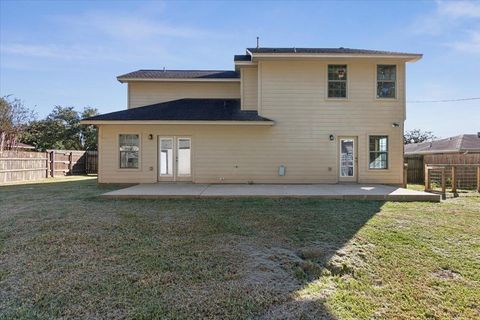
[404,129,437,144]
[0,96,35,152]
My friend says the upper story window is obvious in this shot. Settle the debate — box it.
[328,65,347,98]
[119,134,139,168]
[377,65,396,98]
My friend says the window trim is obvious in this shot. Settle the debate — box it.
[368,135,389,170]
[326,63,349,100]
[375,64,397,100]
[118,133,141,171]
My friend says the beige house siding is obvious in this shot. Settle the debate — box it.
[127,81,240,108]
[240,66,258,110]
[97,58,407,185]
[257,59,405,184]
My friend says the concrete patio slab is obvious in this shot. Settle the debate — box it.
[101,183,441,202]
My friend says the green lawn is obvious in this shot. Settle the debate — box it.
[0,177,479,319]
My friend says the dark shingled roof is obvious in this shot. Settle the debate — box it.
[84,99,272,122]
[234,55,252,62]
[117,70,240,80]
[405,134,480,155]
[247,47,420,56]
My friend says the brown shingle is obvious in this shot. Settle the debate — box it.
[117,70,239,81]
[405,134,480,155]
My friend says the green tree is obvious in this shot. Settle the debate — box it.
[80,107,99,150]
[23,106,100,151]
[404,129,437,144]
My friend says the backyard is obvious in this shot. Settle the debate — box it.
[0,177,479,319]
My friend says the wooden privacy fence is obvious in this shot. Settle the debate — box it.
[0,150,98,184]
[425,164,480,198]
[405,155,424,184]
[405,153,480,186]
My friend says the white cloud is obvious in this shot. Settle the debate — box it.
[438,0,480,19]
[0,7,219,64]
[411,1,480,54]
[0,43,127,61]
[450,30,480,53]
[411,0,480,35]
[52,10,216,41]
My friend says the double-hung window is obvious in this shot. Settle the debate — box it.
[369,136,388,169]
[377,65,396,98]
[119,134,139,169]
[328,65,347,98]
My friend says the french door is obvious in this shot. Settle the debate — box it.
[158,137,191,181]
[339,137,357,182]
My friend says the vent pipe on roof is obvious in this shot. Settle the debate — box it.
[256,36,259,49]
[478,132,480,138]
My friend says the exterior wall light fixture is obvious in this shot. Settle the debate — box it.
[329,134,335,141]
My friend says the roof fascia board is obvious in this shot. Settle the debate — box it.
[81,120,275,126]
[250,53,422,62]
[117,78,240,83]
[405,149,464,155]
[234,61,257,66]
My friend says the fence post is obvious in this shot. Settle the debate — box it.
[45,151,49,178]
[424,164,429,191]
[477,167,480,193]
[68,151,73,175]
[403,163,408,188]
[441,167,446,199]
[451,166,457,193]
[50,151,55,177]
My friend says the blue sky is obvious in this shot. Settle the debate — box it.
[1,0,479,137]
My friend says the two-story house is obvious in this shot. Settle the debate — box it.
[82,47,422,184]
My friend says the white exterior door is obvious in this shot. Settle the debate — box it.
[158,137,191,181]
[339,137,357,182]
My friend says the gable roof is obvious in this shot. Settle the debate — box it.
[117,70,240,82]
[247,47,418,55]
[405,134,480,155]
[82,99,273,124]
[234,55,252,62]
[246,47,422,61]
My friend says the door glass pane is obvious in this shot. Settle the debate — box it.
[177,138,191,176]
[160,138,173,176]
[340,139,354,177]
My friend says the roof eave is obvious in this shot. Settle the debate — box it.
[117,77,240,83]
[81,120,275,126]
[249,53,423,62]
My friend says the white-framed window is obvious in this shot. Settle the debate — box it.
[376,65,396,98]
[328,64,347,98]
[119,134,139,169]
[369,136,388,169]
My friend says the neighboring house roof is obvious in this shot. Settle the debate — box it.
[117,70,240,82]
[4,141,35,150]
[405,134,480,155]
[82,99,273,124]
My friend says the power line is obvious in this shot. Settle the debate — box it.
[407,97,480,103]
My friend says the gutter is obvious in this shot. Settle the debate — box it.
[81,120,275,126]
[117,78,241,83]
